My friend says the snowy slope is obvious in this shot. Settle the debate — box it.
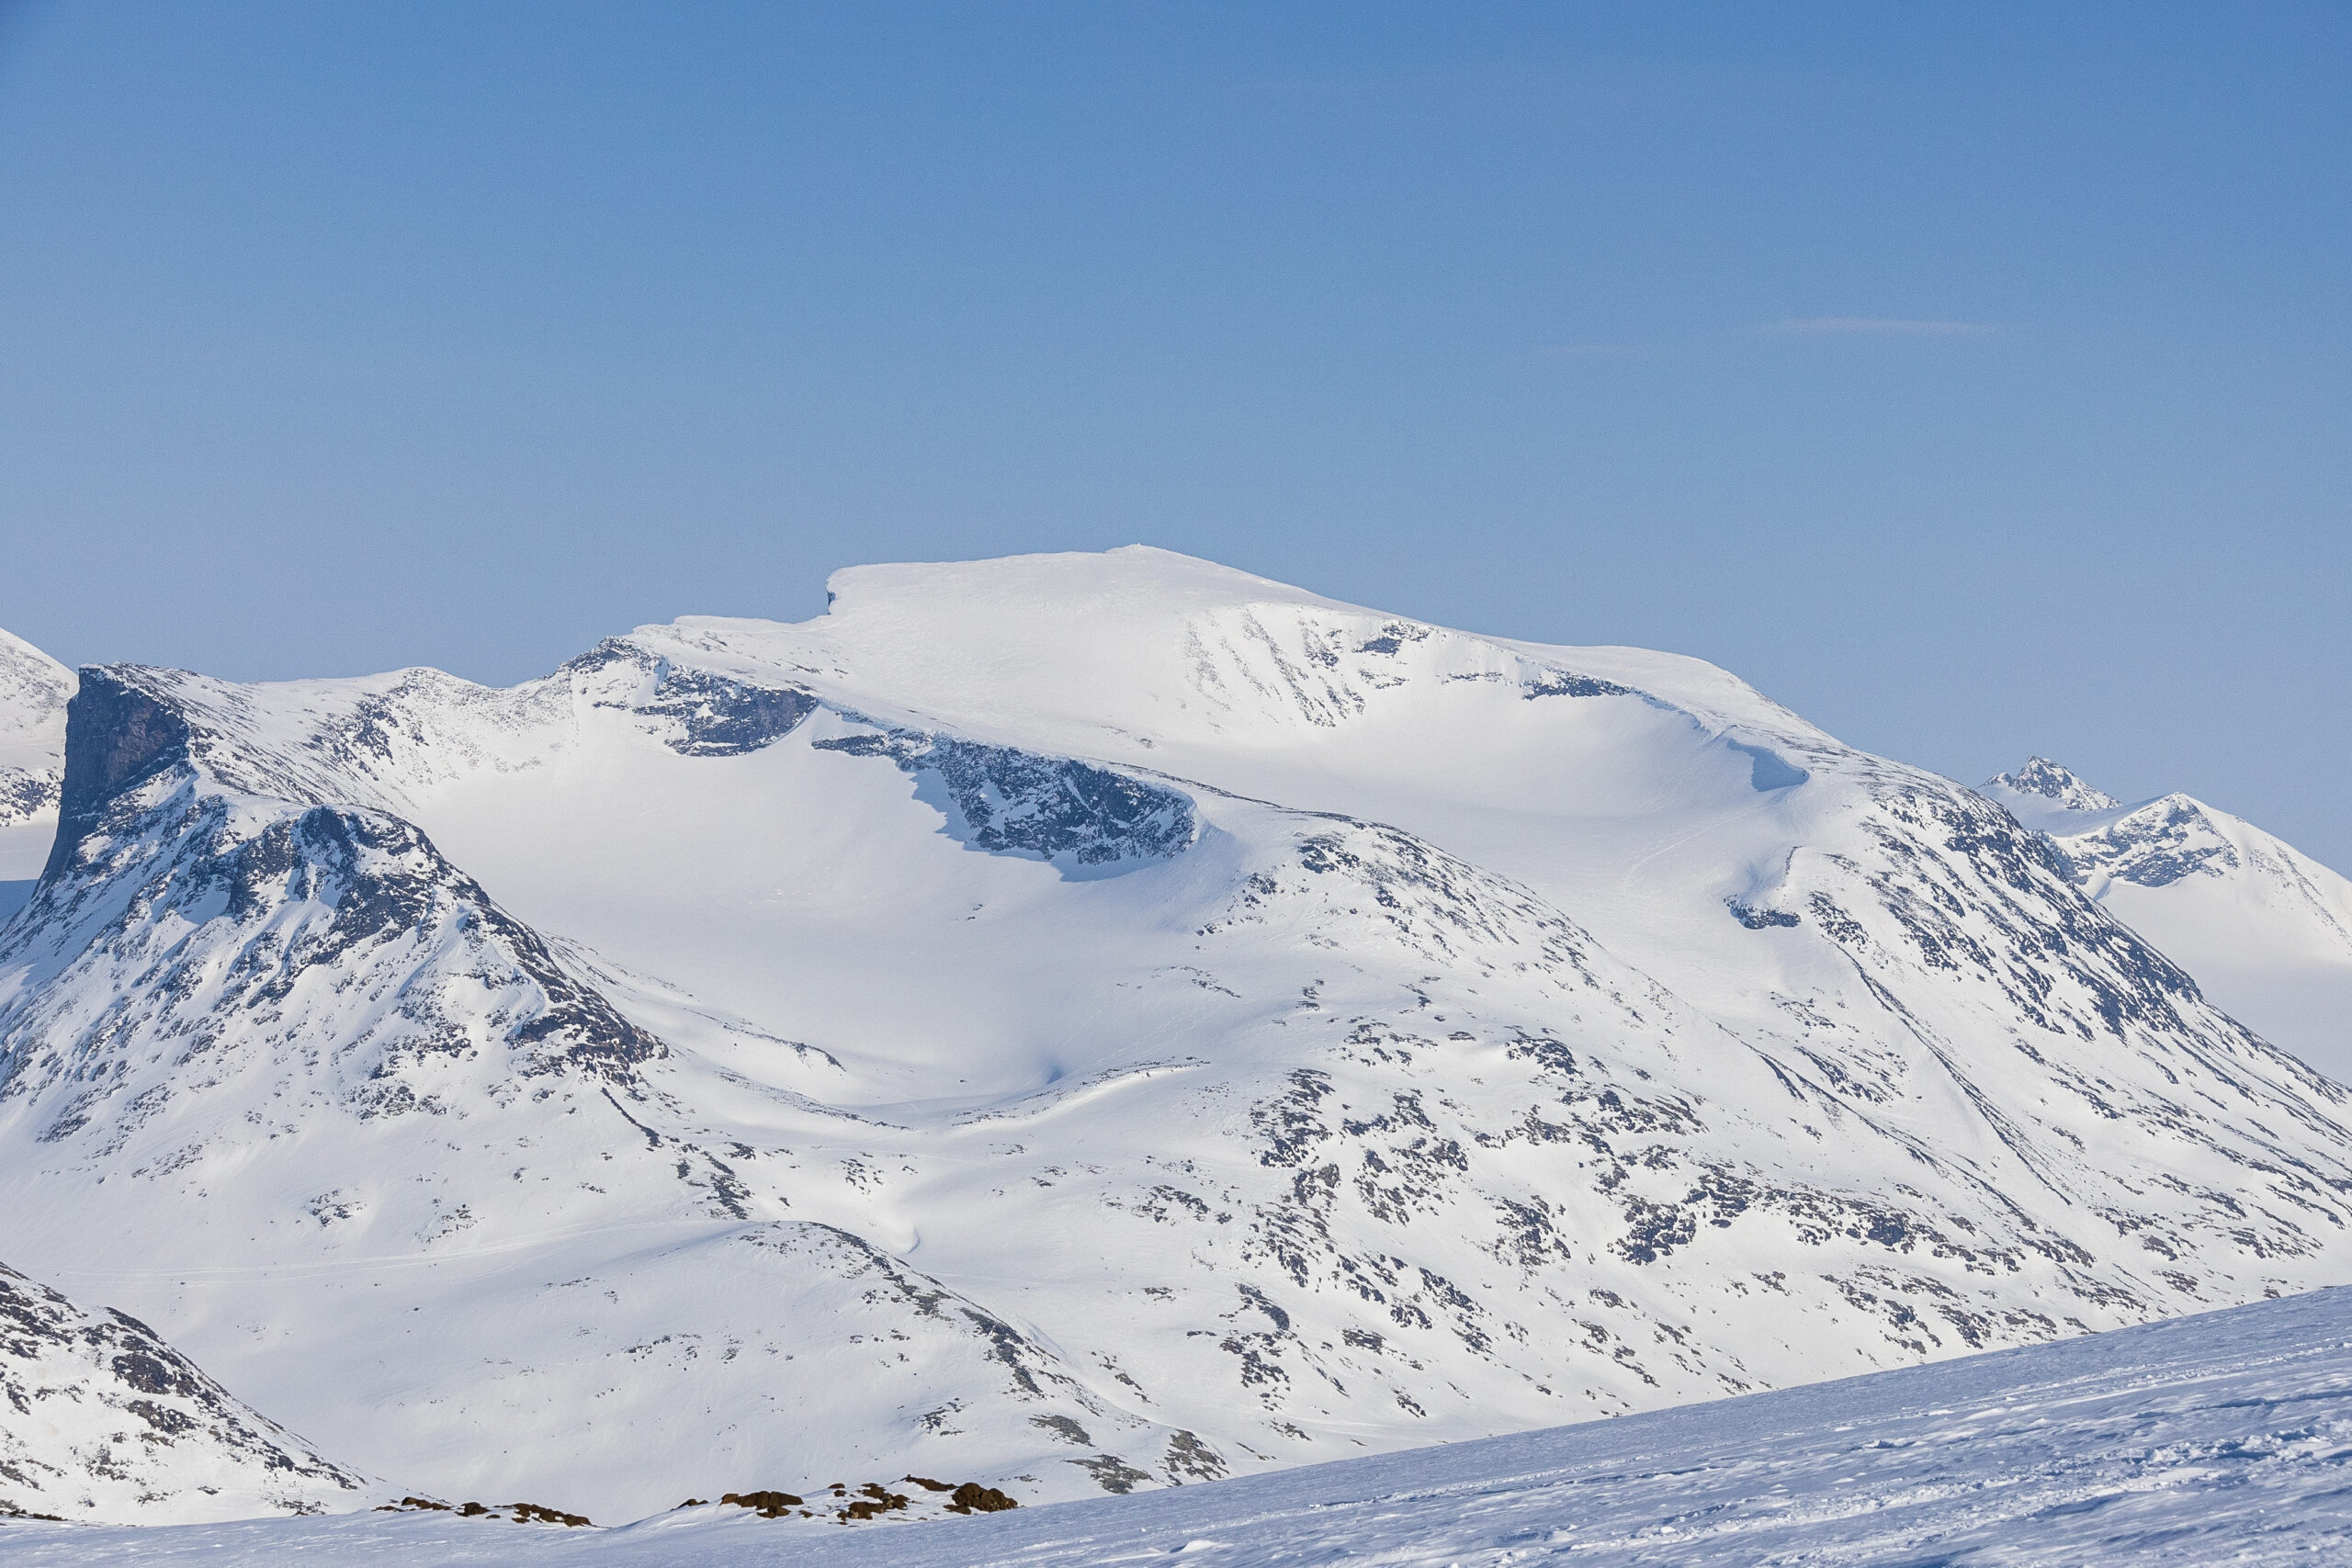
[0,1260,364,1523]
[2,1280,2346,1562]
[1986,759,2352,1081]
[0,631,71,917]
[2,552,2350,1525]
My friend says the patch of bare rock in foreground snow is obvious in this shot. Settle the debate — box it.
[3,1283,2349,1565]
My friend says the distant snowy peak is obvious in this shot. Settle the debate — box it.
[1984,757,2350,938]
[1980,755,2352,1079]
[0,1260,366,1524]
[1983,756,2121,819]
[1983,755,2329,895]
[2063,793,2244,890]
[2056,792,2352,945]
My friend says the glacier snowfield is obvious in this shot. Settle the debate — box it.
[3,1281,2347,1565]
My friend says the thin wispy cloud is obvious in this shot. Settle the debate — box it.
[1756,316,2001,337]
[1532,316,2004,362]
[1535,341,1652,359]
[1533,320,2013,368]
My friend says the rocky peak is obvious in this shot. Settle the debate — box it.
[42,668,194,879]
[1984,756,2121,814]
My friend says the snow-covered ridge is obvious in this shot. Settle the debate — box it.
[3,551,2351,1524]
[0,1260,364,1523]
[1983,756,2352,1079]
[0,631,72,895]
[1984,755,2123,823]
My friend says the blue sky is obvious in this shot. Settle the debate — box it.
[1,2,2346,865]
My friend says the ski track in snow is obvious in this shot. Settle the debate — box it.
[4,1282,2348,1564]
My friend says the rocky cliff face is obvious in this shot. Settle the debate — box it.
[0,550,2348,1523]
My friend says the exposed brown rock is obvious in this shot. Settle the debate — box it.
[945,1482,1019,1514]
[373,1496,591,1527]
[718,1489,804,1517]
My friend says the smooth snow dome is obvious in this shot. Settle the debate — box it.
[3,549,2352,1528]
[7,1,2349,896]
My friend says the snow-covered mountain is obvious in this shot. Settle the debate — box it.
[0,1260,364,1522]
[0,631,72,921]
[1986,758,2352,1081]
[2,548,2349,1525]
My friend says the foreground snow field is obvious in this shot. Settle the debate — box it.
[4,1281,2346,1565]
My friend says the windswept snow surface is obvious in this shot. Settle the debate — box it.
[1986,759,2352,1080]
[5,552,2352,1521]
[3,1282,2347,1563]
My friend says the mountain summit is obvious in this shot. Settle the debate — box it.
[1983,756,2123,820]
[1,551,2348,1519]
[1981,756,2352,1079]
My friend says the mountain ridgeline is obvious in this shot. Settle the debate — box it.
[1984,757,2352,1080]
[1,547,2347,1525]
[0,1261,363,1524]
